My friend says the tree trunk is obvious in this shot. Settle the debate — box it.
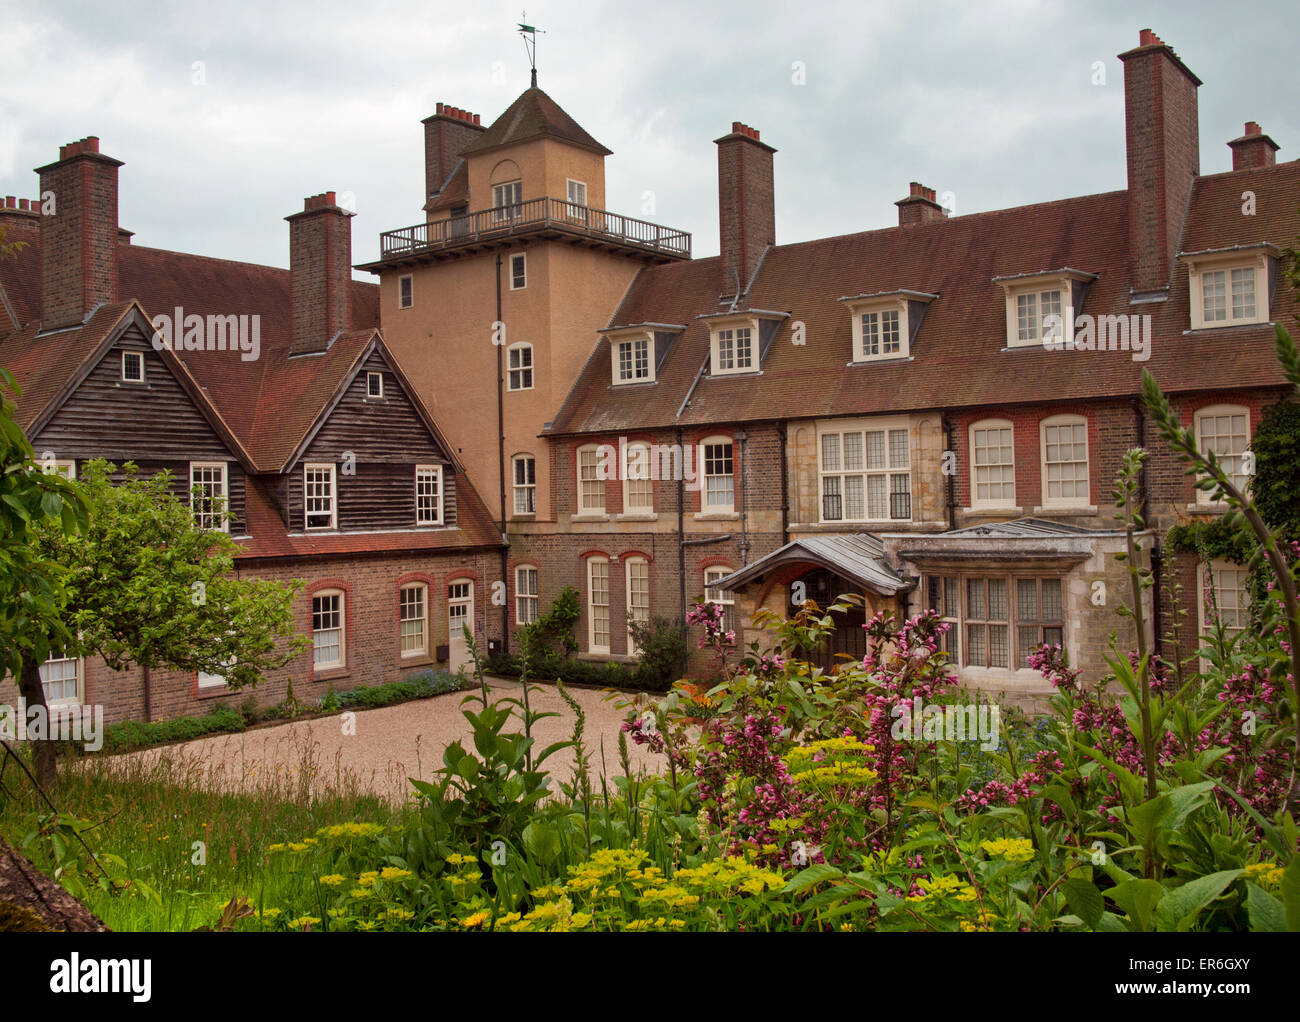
[0,835,108,932]
[16,660,57,792]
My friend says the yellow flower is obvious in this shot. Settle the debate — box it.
[318,874,346,887]
[980,838,1034,862]
[461,910,489,928]
[288,915,321,929]
[380,867,412,881]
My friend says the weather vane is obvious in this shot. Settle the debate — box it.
[517,13,545,88]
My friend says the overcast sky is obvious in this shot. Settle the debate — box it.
[2,0,1296,276]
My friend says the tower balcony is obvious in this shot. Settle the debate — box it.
[364,197,691,269]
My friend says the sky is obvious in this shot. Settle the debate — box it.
[1,0,1297,276]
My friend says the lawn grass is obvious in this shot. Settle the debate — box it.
[0,732,410,932]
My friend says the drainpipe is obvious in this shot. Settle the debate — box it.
[941,410,956,531]
[736,429,749,565]
[676,426,687,674]
[778,420,790,545]
[496,251,509,655]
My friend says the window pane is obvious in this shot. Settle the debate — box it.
[988,578,1007,620]
[844,475,864,519]
[820,433,841,472]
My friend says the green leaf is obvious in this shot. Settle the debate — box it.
[455,754,479,781]
[1062,878,1105,929]
[522,820,561,864]
[1107,878,1164,932]
[783,863,844,895]
[1154,869,1243,932]
[1246,882,1287,932]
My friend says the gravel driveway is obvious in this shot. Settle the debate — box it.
[117,678,666,804]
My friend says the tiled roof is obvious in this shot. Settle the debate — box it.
[549,162,1300,436]
[461,87,611,157]
[0,240,384,471]
[427,160,470,212]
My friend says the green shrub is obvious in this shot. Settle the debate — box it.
[102,704,246,753]
[628,615,686,690]
[336,670,474,709]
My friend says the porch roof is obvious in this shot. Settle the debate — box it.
[716,533,912,597]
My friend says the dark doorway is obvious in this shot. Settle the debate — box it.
[794,568,867,671]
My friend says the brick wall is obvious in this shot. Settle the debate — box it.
[0,548,503,727]
[715,124,775,297]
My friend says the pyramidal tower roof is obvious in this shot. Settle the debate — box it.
[461,86,612,157]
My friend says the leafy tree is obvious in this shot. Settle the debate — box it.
[19,459,307,788]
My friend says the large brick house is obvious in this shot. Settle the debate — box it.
[0,148,502,724]
[1,26,1295,720]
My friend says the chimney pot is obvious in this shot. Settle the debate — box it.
[1245,121,1260,135]
[1228,120,1279,171]
[4,196,13,208]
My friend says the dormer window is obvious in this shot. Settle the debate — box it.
[716,326,753,372]
[1184,248,1274,330]
[612,334,652,384]
[995,270,1095,350]
[839,290,935,363]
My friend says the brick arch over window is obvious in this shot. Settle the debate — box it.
[1038,413,1090,509]
[305,579,353,680]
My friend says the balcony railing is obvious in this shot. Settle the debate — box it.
[379,197,691,260]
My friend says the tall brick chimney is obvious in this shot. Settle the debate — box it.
[286,192,354,355]
[1119,29,1201,296]
[715,122,776,299]
[1228,121,1279,171]
[896,182,947,226]
[421,103,484,209]
[35,137,123,329]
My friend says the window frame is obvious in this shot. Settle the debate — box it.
[492,180,523,222]
[998,274,1082,350]
[1198,558,1250,645]
[701,436,735,513]
[121,349,145,383]
[1187,252,1270,330]
[625,556,650,653]
[587,556,611,654]
[929,572,1064,671]
[507,342,534,391]
[512,454,537,516]
[189,461,230,533]
[398,274,414,310]
[611,332,654,385]
[709,319,758,376]
[969,418,1017,510]
[1038,414,1090,509]
[311,589,346,671]
[816,417,912,524]
[39,651,82,706]
[849,298,910,362]
[704,566,736,635]
[1194,404,1252,505]
[399,582,429,659]
[622,442,654,514]
[366,371,384,399]
[510,252,527,291]
[515,565,539,626]
[303,462,337,531]
[566,179,588,208]
[577,444,606,515]
[415,464,443,526]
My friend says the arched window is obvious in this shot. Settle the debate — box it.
[969,419,1015,508]
[507,343,533,391]
[1039,415,1089,507]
